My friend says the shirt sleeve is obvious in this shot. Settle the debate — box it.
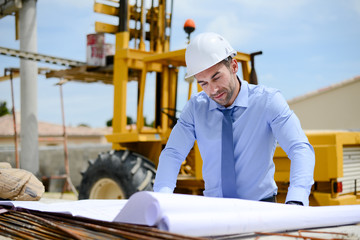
[267,91,315,206]
[153,100,197,192]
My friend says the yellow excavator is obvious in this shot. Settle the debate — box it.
[47,0,360,205]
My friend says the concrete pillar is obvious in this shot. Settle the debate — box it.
[19,0,39,175]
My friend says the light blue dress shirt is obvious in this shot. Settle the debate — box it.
[154,78,315,206]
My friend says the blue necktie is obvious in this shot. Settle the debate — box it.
[221,108,238,198]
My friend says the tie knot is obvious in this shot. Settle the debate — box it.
[221,108,233,116]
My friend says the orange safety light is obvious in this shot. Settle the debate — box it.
[333,181,343,193]
[184,19,196,34]
[184,19,196,43]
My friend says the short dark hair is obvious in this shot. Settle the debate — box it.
[220,56,232,69]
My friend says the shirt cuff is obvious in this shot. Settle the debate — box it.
[155,186,174,194]
[285,186,311,206]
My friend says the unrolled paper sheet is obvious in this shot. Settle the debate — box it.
[0,199,127,222]
[114,191,360,236]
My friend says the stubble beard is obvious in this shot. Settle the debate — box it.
[210,75,236,107]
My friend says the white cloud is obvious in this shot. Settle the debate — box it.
[260,73,276,83]
[205,14,259,48]
[233,0,310,18]
[173,0,220,19]
[351,0,360,15]
[48,0,90,9]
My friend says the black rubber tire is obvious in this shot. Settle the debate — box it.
[78,150,156,199]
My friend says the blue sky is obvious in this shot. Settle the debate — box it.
[0,0,359,127]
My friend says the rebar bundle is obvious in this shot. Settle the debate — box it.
[0,208,205,240]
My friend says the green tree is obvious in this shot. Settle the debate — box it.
[127,116,134,125]
[106,116,134,127]
[106,118,112,127]
[143,117,154,127]
[0,101,10,117]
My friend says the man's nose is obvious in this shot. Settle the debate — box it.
[209,83,219,94]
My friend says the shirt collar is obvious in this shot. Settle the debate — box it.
[209,77,249,111]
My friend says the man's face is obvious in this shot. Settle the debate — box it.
[195,59,239,107]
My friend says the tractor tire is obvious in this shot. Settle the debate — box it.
[78,150,156,199]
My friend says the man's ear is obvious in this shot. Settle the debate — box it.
[231,59,238,73]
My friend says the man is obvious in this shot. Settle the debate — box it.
[153,32,315,206]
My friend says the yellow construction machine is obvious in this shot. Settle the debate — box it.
[48,0,360,205]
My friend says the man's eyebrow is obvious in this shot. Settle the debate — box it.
[211,71,220,79]
[196,71,221,84]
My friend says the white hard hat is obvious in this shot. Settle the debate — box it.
[185,32,237,79]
